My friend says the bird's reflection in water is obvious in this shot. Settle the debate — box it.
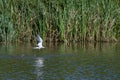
[35,57,44,80]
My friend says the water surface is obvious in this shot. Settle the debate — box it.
[0,43,120,80]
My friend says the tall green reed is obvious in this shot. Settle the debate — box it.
[0,0,120,43]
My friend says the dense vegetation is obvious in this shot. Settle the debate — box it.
[0,0,120,43]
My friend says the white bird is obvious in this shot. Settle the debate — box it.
[33,34,45,49]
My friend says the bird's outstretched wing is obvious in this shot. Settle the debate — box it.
[33,34,44,49]
[36,34,43,43]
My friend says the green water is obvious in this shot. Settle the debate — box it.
[0,43,120,80]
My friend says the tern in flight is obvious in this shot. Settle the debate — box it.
[33,34,45,49]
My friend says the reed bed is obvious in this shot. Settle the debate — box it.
[0,0,120,43]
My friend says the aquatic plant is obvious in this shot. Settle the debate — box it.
[0,0,120,43]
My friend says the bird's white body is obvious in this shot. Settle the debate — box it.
[33,34,45,49]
